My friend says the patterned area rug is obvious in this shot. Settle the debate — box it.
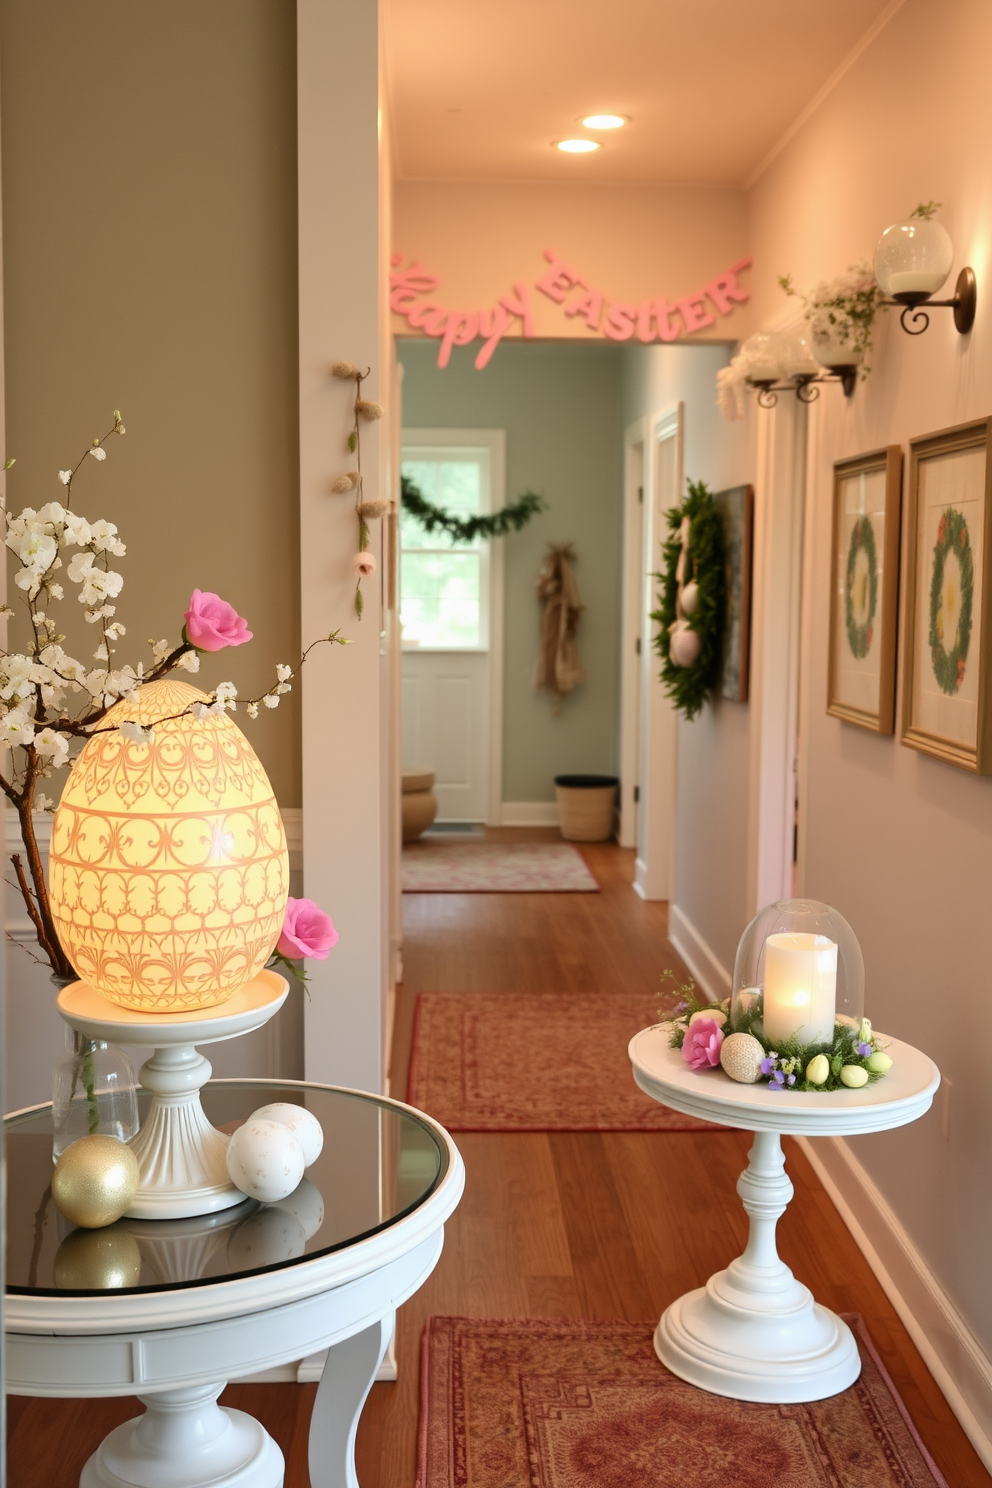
[417,1316,948,1488]
[407,993,721,1131]
[401,841,599,893]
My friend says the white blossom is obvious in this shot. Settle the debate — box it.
[151,639,171,663]
[66,552,123,607]
[62,513,92,547]
[89,447,107,462]
[276,664,292,682]
[48,583,64,600]
[214,680,237,712]
[58,471,72,486]
[90,518,122,554]
[35,727,70,764]
[276,681,291,695]
[94,642,110,662]
[191,702,210,719]
[36,794,56,812]
[262,693,279,709]
[106,622,126,639]
[0,708,35,746]
[0,655,38,701]
[118,720,154,744]
[175,650,200,673]
[246,701,259,719]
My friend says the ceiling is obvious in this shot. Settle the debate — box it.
[383,0,898,186]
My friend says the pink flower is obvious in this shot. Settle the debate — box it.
[353,552,376,577]
[681,1017,725,1072]
[277,897,338,960]
[184,590,252,651]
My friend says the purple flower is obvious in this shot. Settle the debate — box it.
[760,1056,777,1076]
[673,1000,688,1015]
[681,1018,725,1072]
[772,1069,785,1086]
[786,1073,796,1086]
[856,1041,872,1058]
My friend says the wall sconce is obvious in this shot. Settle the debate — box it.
[744,329,857,409]
[874,207,977,335]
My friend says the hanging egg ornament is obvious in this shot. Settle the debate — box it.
[226,1118,306,1203]
[669,621,702,668]
[49,678,289,1013]
[52,1135,140,1228]
[719,1032,766,1085]
[680,580,700,616]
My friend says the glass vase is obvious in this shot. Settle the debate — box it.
[52,1033,140,1162]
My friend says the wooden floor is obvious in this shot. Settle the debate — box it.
[8,835,989,1485]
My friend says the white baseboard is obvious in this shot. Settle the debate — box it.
[667,902,732,1002]
[797,1133,992,1472]
[500,801,559,827]
[236,1349,397,1386]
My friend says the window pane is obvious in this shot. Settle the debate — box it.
[401,550,481,647]
[401,455,484,550]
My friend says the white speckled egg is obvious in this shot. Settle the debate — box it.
[249,1102,324,1167]
[719,1032,766,1084]
[226,1119,305,1203]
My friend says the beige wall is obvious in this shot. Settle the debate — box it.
[748,0,992,1361]
[394,179,749,345]
[0,0,301,804]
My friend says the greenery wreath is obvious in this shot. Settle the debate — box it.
[400,473,544,542]
[928,505,974,696]
[651,479,725,721]
[844,515,878,660]
[662,980,892,1094]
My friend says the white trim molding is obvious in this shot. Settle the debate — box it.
[668,903,732,1004]
[619,418,647,849]
[798,1134,992,1472]
[499,801,559,827]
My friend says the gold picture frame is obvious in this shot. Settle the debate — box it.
[827,447,902,733]
[901,418,992,773]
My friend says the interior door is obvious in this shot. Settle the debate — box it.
[399,432,505,824]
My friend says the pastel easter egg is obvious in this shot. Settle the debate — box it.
[226,1119,305,1203]
[719,1032,765,1084]
[689,1008,727,1028]
[250,1102,324,1167]
[805,1054,830,1086]
[867,1051,892,1074]
[840,1065,869,1089]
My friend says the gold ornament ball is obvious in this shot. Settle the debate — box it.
[54,1224,142,1290]
[52,1135,140,1228]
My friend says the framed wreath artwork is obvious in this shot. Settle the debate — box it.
[901,418,992,773]
[827,447,902,732]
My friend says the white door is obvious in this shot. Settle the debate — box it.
[400,430,505,824]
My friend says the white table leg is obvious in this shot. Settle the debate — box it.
[79,1382,284,1488]
[308,1314,394,1488]
[655,1128,861,1402]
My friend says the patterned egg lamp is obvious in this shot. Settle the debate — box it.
[730,898,864,1050]
[49,678,292,1218]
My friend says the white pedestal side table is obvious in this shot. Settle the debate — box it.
[5,1078,464,1488]
[629,1025,939,1405]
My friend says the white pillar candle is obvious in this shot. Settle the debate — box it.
[762,933,837,1046]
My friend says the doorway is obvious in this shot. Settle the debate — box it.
[399,428,505,824]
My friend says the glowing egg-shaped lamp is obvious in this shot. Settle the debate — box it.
[49,678,288,1014]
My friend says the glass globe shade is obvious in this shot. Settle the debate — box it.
[874,217,954,299]
[811,332,864,371]
[779,328,821,379]
[730,898,864,1047]
[49,678,289,1014]
[741,330,788,383]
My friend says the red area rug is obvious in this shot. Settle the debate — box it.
[417,1316,947,1488]
[402,840,599,893]
[406,992,721,1132]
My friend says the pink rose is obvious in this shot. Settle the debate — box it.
[681,1017,724,1072]
[277,897,338,960]
[184,590,253,651]
[353,552,376,577]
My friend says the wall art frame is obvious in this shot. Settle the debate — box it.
[827,446,903,733]
[713,483,754,702]
[901,417,992,773]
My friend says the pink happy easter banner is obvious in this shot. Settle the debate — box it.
[389,249,751,369]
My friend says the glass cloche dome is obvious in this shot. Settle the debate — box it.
[874,214,953,301]
[730,899,865,1047]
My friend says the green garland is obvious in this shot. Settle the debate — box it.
[664,984,891,1094]
[651,479,725,721]
[844,515,878,660]
[401,474,544,542]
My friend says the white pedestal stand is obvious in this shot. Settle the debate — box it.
[57,972,288,1221]
[628,1023,940,1404]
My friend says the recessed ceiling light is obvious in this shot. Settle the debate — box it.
[581,114,627,130]
[554,138,600,154]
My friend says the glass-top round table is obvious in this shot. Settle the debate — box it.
[6,1080,447,1296]
[5,1079,465,1488]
